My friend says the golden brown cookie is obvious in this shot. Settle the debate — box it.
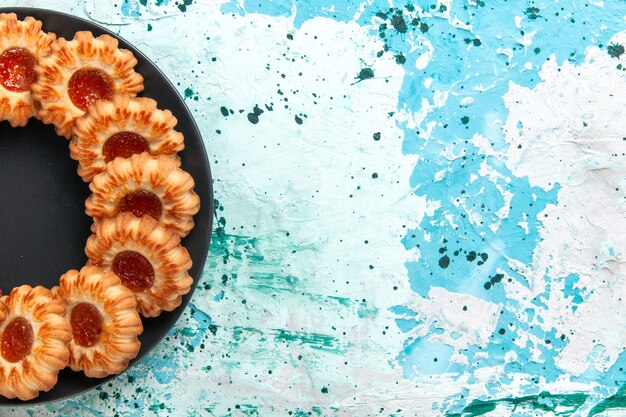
[0,13,56,127]
[86,152,199,238]
[0,286,71,400]
[85,213,193,317]
[32,31,144,138]
[70,94,184,182]
[53,266,143,378]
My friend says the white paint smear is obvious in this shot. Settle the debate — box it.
[502,31,626,376]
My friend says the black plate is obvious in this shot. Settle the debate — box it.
[0,7,213,405]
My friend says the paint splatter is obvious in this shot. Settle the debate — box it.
[354,67,374,83]
[176,0,193,12]
[247,105,264,124]
[608,42,625,58]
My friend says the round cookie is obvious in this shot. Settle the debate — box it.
[70,94,184,182]
[85,213,194,318]
[0,286,71,400]
[0,13,56,127]
[32,31,144,138]
[53,266,143,378]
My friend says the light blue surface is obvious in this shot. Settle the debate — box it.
[3,0,626,416]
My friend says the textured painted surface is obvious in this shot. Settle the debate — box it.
[3,0,626,416]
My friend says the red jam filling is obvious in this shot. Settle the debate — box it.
[70,302,103,347]
[1,317,34,363]
[68,68,114,111]
[103,132,149,163]
[117,189,163,220]
[112,250,155,292]
[0,47,37,92]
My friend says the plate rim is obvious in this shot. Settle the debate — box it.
[0,6,214,406]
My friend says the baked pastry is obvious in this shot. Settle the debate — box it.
[53,266,143,378]
[0,286,71,400]
[0,13,55,127]
[85,213,193,317]
[32,31,144,138]
[0,292,5,322]
[70,94,184,182]
[0,16,201,400]
[86,152,199,237]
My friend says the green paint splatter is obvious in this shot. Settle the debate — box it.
[391,14,407,33]
[248,272,299,290]
[357,301,378,318]
[446,392,587,417]
[608,43,625,59]
[483,273,504,290]
[184,87,194,99]
[525,7,541,20]
[395,53,406,64]
[588,385,626,416]
[275,329,347,353]
[354,67,375,83]
[374,5,433,59]
[148,403,170,413]
[235,404,261,416]
[179,327,196,337]
[326,296,354,307]
[247,105,264,124]
[177,0,193,12]
[147,23,153,31]
[209,230,263,264]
